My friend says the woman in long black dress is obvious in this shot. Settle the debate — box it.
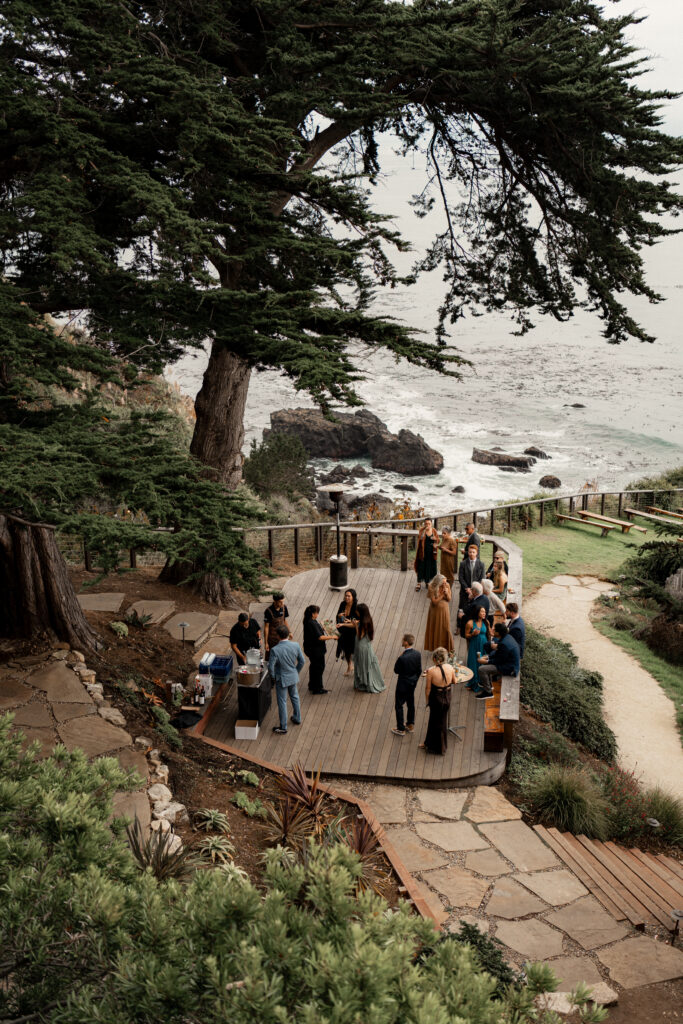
[414,518,438,592]
[419,647,457,755]
[302,605,335,694]
[335,588,358,676]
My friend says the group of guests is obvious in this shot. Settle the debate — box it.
[229,519,525,748]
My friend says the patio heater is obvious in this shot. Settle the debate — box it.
[317,485,348,590]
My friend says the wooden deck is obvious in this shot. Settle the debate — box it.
[204,567,506,786]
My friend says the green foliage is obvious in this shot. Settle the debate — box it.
[231,790,267,818]
[126,817,197,880]
[260,796,315,849]
[152,706,182,749]
[236,769,260,788]
[194,808,231,834]
[447,923,521,998]
[124,609,153,629]
[197,834,236,863]
[0,714,570,1022]
[623,540,683,590]
[523,766,609,839]
[109,620,129,638]
[643,787,683,847]
[243,433,315,501]
[521,626,617,762]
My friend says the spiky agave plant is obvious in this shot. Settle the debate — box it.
[126,817,196,881]
[338,814,390,897]
[194,807,231,834]
[197,834,236,864]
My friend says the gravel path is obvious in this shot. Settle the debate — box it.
[523,575,683,799]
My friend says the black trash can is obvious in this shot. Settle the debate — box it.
[329,554,348,590]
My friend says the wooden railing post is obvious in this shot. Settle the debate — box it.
[368,532,373,557]
[129,548,137,569]
[539,501,544,527]
[618,492,623,517]
[83,540,92,572]
[507,506,512,533]
[349,532,358,569]
[267,529,274,565]
[600,493,606,515]
[293,527,300,566]
[490,508,495,533]
[400,535,408,571]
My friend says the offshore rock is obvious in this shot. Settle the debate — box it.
[269,408,443,475]
[539,475,562,489]
[524,446,550,459]
[472,448,536,471]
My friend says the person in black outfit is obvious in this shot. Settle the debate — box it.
[457,543,485,614]
[458,581,489,636]
[505,602,526,658]
[264,592,289,655]
[391,633,422,736]
[476,623,521,698]
[229,613,262,665]
[302,605,336,693]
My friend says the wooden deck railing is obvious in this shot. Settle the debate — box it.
[61,486,682,573]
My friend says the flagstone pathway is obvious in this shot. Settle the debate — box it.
[523,575,683,798]
[348,779,683,1011]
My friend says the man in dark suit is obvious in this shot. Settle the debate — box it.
[462,522,482,554]
[506,602,526,658]
[477,623,520,698]
[391,633,422,736]
[458,582,490,636]
[457,542,485,618]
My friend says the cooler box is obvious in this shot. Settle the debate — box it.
[206,654,233,680]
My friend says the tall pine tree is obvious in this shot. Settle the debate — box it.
[2,0,681,485]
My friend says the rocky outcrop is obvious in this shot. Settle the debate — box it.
[472,448,535,471]
[319,463,370,485]
[539,475,562,489]
[524,446,550,460]
[269,409,443,475]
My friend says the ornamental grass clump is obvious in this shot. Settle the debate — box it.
[596,764,648,842]
[643,787,683,847]
[524,765,608,839]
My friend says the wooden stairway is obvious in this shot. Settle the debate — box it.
[534,825,683,932]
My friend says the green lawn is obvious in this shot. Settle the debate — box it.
[593,617,683,742]
[513,524,648,596]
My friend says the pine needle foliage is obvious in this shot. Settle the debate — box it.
[0,713,580,1023]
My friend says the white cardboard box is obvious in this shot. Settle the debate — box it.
[235,719,259,741]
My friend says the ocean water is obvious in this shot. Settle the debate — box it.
[169,155,683,514]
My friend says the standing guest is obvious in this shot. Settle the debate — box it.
[335,588,359,676]
[465,605,489,690]
[506,603,526,659]
[424,573,454,653]
[461,521,482,554]
[264,592,289,657]
[419,647,457,755]
[458,581,489,636]
[353,604,386,693]
[302,605,336,694]
[268,625,304,734]
[439,526,458,585]
[229,612,262,666]
[391,633,422,737]
[414,518,439,592]
[458,543,485,611]
[476,623,520,699]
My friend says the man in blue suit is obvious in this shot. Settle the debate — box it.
[506,602,526,658]
[391,633,422,736]
[476,623,520,699]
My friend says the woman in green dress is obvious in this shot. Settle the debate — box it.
[353,604,386,693]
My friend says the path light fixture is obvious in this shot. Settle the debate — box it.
[646,817,661,830]
[317,485,348,590]
[178,621,190,645]
[670,909,683,946]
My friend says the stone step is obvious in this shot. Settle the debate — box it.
[125,599,176,625]
[163,611,218,649]
[78,591,126,612]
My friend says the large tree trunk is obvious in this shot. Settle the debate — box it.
[158,557,234,607]
[0,515,96,650]
[190,345,252,488]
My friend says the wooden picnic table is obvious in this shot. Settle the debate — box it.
[645,506,683,521]
[623,508,683,529]
[576,510,646,534]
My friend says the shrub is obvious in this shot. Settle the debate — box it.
[595,764,648,842]
[447,922,522,998]
[194,808,231,834]
[127,817,196,880]
[643,787,683,847]
[152,706,182,748]
[525,727,580,768]
[197,834,235,863]
[521,627,617,762]
[231,789,266,818]
[523,765,609,838]
[243,432,315,500]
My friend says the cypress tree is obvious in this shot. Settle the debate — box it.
[1,0,681,487]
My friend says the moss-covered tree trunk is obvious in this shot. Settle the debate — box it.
[190,346,251,489]
[158,557,233,607]
[0,514,96,649]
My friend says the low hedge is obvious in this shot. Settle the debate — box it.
[520,626,617,762]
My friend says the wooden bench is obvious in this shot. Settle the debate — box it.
[646,506,683,521]
[483,679,504,752]
[556,514,614,537]
[623,508,683,529]
[498,673,520,762]
[576,510,646,534]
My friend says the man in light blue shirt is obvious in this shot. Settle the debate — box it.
[268,624,304,734]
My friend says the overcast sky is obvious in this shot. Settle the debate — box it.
[609,0,683,134]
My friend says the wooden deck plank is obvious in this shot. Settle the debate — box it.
[205,566,505,785]
[600,842,683,919]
